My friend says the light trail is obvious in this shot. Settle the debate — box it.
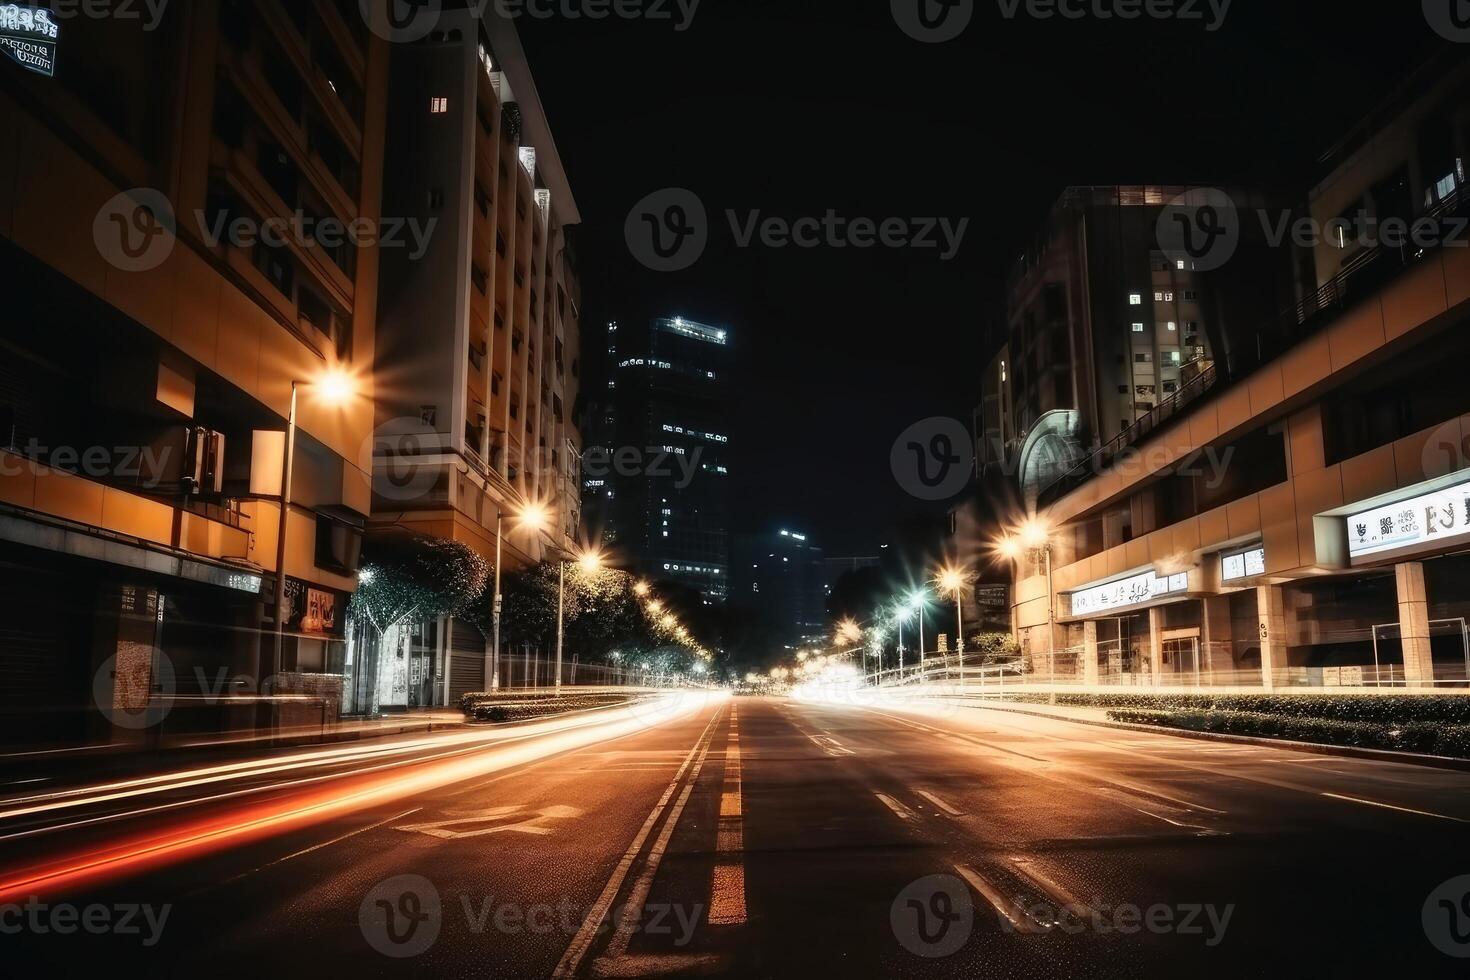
[0,692,720,904]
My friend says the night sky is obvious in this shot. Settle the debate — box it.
[518,1,1440,556]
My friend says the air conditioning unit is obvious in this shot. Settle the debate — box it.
[182,427,225,496]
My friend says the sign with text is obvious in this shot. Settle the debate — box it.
[1068,569,1188,617]
[1221,547,1266,582]
[0,4,58,77]
[1347,478,1470,563]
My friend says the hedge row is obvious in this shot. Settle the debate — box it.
[1001,692,1470,725]
[1107,708,1470,759]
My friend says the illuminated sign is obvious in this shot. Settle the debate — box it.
[1221,546,1266,582]
[1347,478,1470,562]
[1069,569,1188,617]
[0,4,58,77]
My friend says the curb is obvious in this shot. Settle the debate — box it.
[942,698,1470,773]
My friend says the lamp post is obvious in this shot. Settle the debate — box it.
[1000,518,1056,702]
[271,371,355,687]
[936,566,968,667]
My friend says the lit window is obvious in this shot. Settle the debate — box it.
[430,97,448,114]
[1176,260,1186,270]
[1171,351,1182,363]
[1129,293,1143,305]
[1131,323,1145,333]
[1154,291,1164,302]
[1167,321,1177,331]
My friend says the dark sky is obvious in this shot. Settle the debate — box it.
[518,1,1442,555]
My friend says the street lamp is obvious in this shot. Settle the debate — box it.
[999,517,1056,699]
[271,369,357,685]
[553,546,602,696]
[908,590,929,679]
[488,502,553,692]
[935,565,969,660]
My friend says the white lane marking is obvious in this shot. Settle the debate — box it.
[875,793,916,821]
[1009,856,1091,914]
[953,863,1046,934]
[916,790,963,816]
[231,807,423,880]
[396,805,582,839]
[553,707,724,978]
[1320,792,1470,824]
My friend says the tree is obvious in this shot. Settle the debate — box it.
[350,534,489,636]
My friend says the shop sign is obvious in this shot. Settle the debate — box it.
[1346,478,1470,563]
[1069,569,1188,616]
[301,588,337,634]
[0,5,59,77]
[1221,546,1266,582]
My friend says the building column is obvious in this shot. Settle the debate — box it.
[1082,620,1099,686]
[1201,596,1234,681]
[1147,607,1164,685]
[1257,585,1286,691]
[1396,562,1435,688]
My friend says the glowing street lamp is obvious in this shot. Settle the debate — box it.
[935,565,970,657]
[272,369,358,681]
[633,580,651,597]
[998,516,1057,696]
[552,544,603,696]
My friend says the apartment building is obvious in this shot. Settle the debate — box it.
[978,185,1298,503]
[0,1,388,742]
[1009,54,1470,690]
[369,8,583,707]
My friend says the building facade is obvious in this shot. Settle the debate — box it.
[0,1,389,742]
[1009,55,1470,690]
[591,315,730,603]
[366,8,584,709]
[979,184,1298,502]
[733,528,828,653]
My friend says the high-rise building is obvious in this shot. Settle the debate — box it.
[370,9,583,706]
[0,2,389,742]
[734,528,828,652]
[978,185,1298,502]
[1008,54,1470,691]
[590,316,730,602]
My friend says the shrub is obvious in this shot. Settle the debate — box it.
[1106,708,1470,759]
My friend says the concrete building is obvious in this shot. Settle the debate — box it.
[1008,54,1470,690]
[367,8,584,708]
[593,315,731,603]
[0,1,389,742]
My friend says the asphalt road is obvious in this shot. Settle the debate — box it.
[4,692,1470,977]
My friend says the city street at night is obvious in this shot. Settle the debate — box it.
[6,692,1469,976]
[7,0,1470,974]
